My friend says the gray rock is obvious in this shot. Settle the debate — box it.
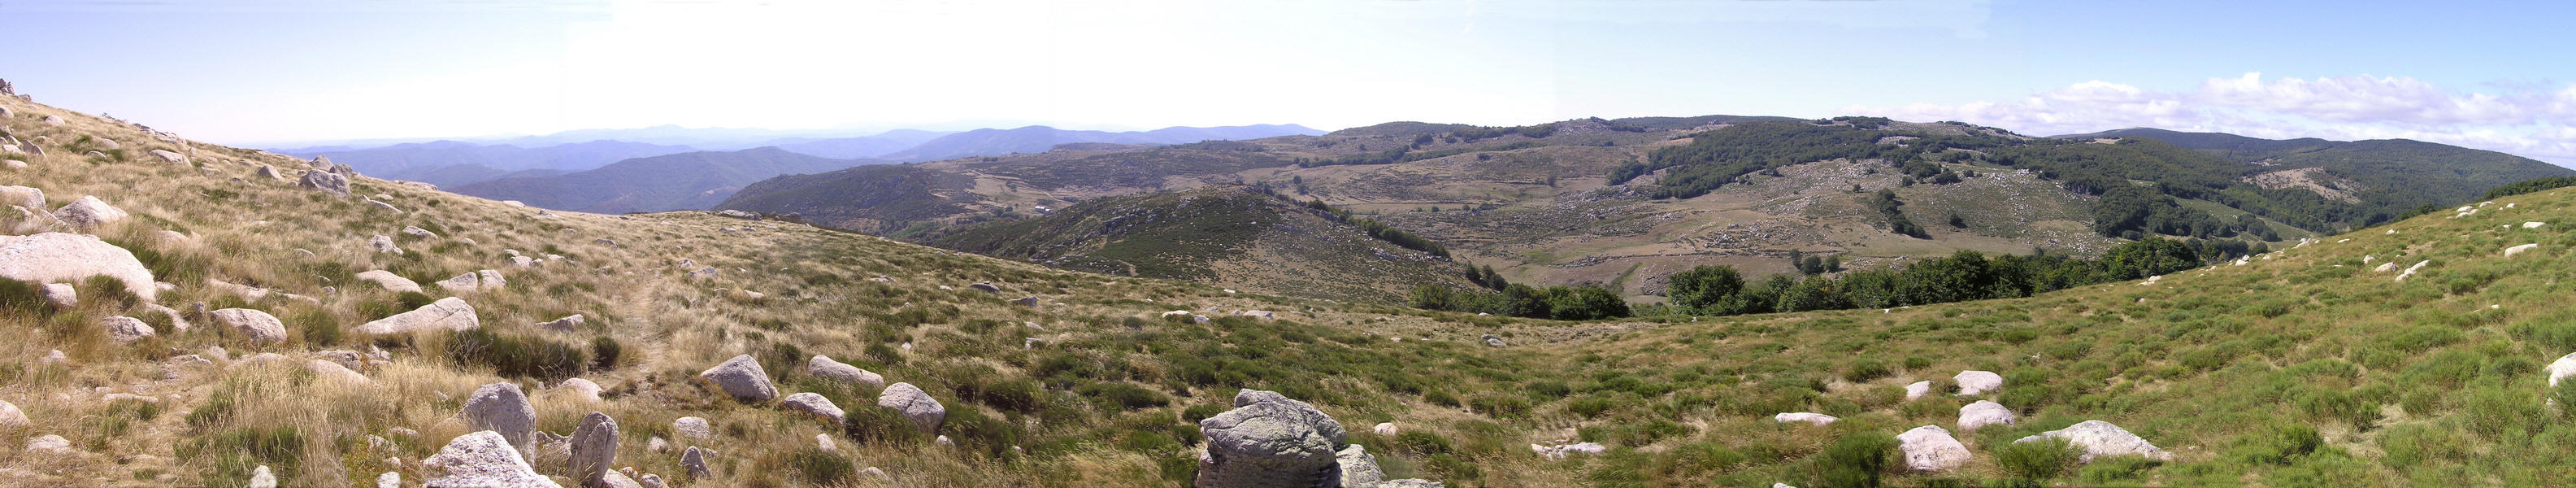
[686,267,717,280]
[1337,444,1385,487]
[424,430,563,487]
[210,308,289,343]
[967,282,1001,294]
[377,472,400,488]
[680,447,712,478]
[1958,400,2016,431]
[298,170,350,196]
[1953,370,2002,395]
[356,270,422,294]
[699,355,777,402]
[402,226,438,239]
[1197,390,1348,488]
[539,314,586,333]
[40,282,74,308]
[1896,425,1970,473]
[52,195,127,229]
[671,417,711,440]
[0,185,43,208]
[570,412,619,487]
[366,199,403,214]
[1014,295,1040,307]
[0,400,27,428]
[1481,334,1504,346]
[248,465,276,488]
[150,149,187,164]
[368,235,403,255]
[255,165,283,180]
[146,303,191,333]
[2011,420,2172,462]
[354,297,479,334]
[307,359,371,385]
[459,382,538,456]
[783,392,846,425]
[555,378,603,403]
[876,382,946,434]
[24,434,71,453]
[809,355,885,388]
[637,473,665,488]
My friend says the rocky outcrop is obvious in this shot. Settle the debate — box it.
[0,233,159,301]
[423,430,563,488]
[299,170,350,196]
[808,355,885,388]
[699,355,778,402]
[0,185,41,208]
[460,382,538,456]
[1337,444,1386,487]
[2011,420,2171,462]
[783,393,846,425]
[354,297,479,334]
[52,196,127,229]
[1958,400,2016,431]
[1197,390,1349,488]
[355,270,422,294]
[436,269,507,293]
[210,308,288,343]
[876,382,946,434]
[570,412,619,487]
[1953,370,2002,395]
[1896,425,1970,473]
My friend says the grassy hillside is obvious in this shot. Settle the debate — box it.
[453,147,875,214]
[926,185,1479,305]
[14,94,2576,488]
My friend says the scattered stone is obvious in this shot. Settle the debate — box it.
[0,400,25,428]
[255,165,283,180]
[700,355,778,402]
[2548,352,2576,387]
[539,314,586,332]
[1482,334,1505,346]
[967,282,1001,294]
[557,378,603,403]
[686,267,717,280]
[149,149,187,164]
[935,435,954,447]
[210,308,289,343]
[570,412,620,487]
[354,270,423,294]
[1338,444,1387,486]
[362,198,403,213]
[0,233,159,301]
[1373,422,1397,436]
[1238,310,1277,320]
[39,282,74,308]
[877,382,947,434]
[376,472,399,488]
[248,465,276,488]
[783,392,846,425]
[1958,400,2016,430]
[2507,243,2539,258]
[1905,381,1933,401]
[2526,221,2547,229]
[1531,442,1606,460]
[1773,412,1839,425]
[355,297,480,334]
[1197,390,1347,486]
[298,170,351,196]
[1896,425,1971,473]
[41,349,67,364]
[808,355,885,388]
[423,430,563,488]
[671,417,711,440]
[2396,259,2430,282]
[0,185,42,208]
[2373,262,2398,272]
[680,447,712,478]
[25,434,71,454]
[818,434,836,451]
[459,382,538,455]
[638,474,665,488]
[1953,370,2002,395]
[52,195,128,229]
[368,235,402,255]
[307,359,370,385]
[1013,295,1040,307]
[2012,420,2172,462]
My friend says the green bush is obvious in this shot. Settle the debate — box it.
[1424,390,1461,407]
[1392,431,1453,456]
[1179,404,1225,425]
[394,291,437,310]
[81,275,143,310]
[945,405,1022,459]
[590,337,623,371]
[842,403,923,445]
[2077,455,2163,483]
[2229,424,2321,465]
[1844,358,1894,382]
[0,278,50,317]
[784,447,855,483]
[1077,382,1170,411]
[180,426,304,488]
[1997,437,2083,481]
[445,329,588,381]
[1813,434,1897,488]
[1467,394,1531,419]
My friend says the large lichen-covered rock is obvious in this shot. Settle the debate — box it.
[298,169,350,196]
[423,430,563,488]
[783,392,846,425]
[354,297,479,334]
[458,382,538,456]
[1953,370,2003,395]
[355,270,421,294]
[0,233,158,301]
[876,382,946,434]
[2012,420,2173,462]
[1958,400,2016,431]
[1197,390,1349,488]
[570,412,620,487]
[698,355,778,402]
[51,196,126,229]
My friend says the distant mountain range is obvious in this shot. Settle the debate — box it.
[449,147,875,214]
[279,140,699,187]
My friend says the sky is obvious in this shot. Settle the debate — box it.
[5,0,2574,164]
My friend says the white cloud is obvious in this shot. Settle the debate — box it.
[1848,73,2576,166]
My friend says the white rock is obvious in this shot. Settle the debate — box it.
[354,297,479,334]
[248,465,276,488]
[149,149,187,164]
[2548,352,2576,387]
[671,417,711,440]
[698,354,778,402]
[210,308,289,343]
[877,382,946,434]
[0,185,42,208]
[367,235,402,255]
[2526,221,2546,229]
[1774,412,1840,425]
[0,233,158,301]
[2507,243,2539,257]
[423,430,562,487]
[458,383,538,456]
[24,434,71,454]
[783,392,846,425]
[354,270,422,294]
[537,314,585,332]
[0,400,27,428]
[808,355,885,388]
[1905,381,1933,401]
[39,282,74,308]
[2012,420,2172,462]
[1896,425,1971,472]
[1953,370,2002,395]
[1373,422,1397,436]
[306,359,371,385]
[556,378,603,402]
[376,472,399,488]
[1958,400,2016,430]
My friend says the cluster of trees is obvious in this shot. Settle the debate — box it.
[1868,190,1930,238]
[1446,122,1561,142]
[1299,141,1541,168]
[2485,176,2576,199]
[1664,238,2205,316]
[1609,122,1887,198]
[1788,250,1843,275]
[1409,283,1631,320]
[1462,264,1511,290]
[1301,199,1451,259]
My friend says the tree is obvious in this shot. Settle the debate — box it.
[1501,284,1552,319]
[1548,285,1631,320]
[1666,265,1746,313]
[2102,237,2200,280]
[1409,285,1456,311]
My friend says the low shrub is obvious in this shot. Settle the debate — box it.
[1997,437,2083,481]
[445,329,587,381]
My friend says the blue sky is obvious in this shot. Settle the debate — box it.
[5,0,2573,163]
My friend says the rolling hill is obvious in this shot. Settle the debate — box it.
[450,147,875,213]
[871,124,1323,162]
[924,185,1482,305]
[279,140,700,187]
